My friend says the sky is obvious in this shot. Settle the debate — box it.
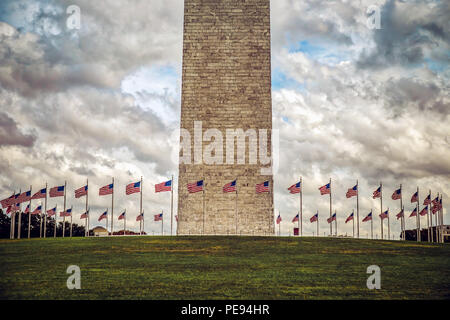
[0,0,448,238]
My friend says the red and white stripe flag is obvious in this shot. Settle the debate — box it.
[126,181,141,195]
[256,181,269,193]
[75,185,88,198]
[99,183,113,196]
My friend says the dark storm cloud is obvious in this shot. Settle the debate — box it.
[357,0,450,69]
[0,112,36,147]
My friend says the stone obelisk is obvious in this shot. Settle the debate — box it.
[178,0,274,235]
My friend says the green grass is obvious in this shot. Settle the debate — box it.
[0,236,449,299]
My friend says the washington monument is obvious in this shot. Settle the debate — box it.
[178,0,274,235]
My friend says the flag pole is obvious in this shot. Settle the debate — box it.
[140,176,143,236]
[162,210,164,236]
[417,186,420,242]
[124,209,126,235]
[335,210,337,236]
[39,201,42,238]
[387,207,390,240]
[9,190,13,239]
[439,194,443,243]
[356,179,359,238]
[400,184,403,240]
[435,192,439,242]
[43,183,48,238]
[380,182,383,239]
[202,178,205,235]
[111,177,114,236]
[171,174,174,236]
[235,177,238,235]
[18,194,22,239]
[28,185,32,238]
[54,203,57,238]
[427,190,431,242]
[317,212,319,237]
[329,178,332,236]
[279,210,281,236]
[371,210,373,239]
[63,181,66,238]
[86,179,89,237]
[352,209,355,238]
[300,177,303,236]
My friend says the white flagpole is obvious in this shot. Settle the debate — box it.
[417,186,420,242]
[140,176,143,236]
[380,182,383,239]
[111,177,114,236]
[356,179,359,238]
[43,183,48,238]
[28,185,32,238]
[54,203,57,238]
[85,179,89,237]
[171,175,174,236]
[124,209,126,235]
[300,177,303,236]
[235,177,238,235]
[162,210,164,235]
[63,181,66,238]
[427,190,431,242]
[329,178,332,236]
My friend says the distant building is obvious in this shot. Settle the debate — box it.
[92,226,108,237]
[404,225,449,243]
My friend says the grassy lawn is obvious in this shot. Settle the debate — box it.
[0,236,449,299]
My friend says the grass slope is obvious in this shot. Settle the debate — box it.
[0,236,449,299]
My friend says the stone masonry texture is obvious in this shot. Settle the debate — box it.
[178,0,274,235]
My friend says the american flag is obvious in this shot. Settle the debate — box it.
[292,213,299,223]
[75,185,88,198]
[318,183,331,195]
[17,190,31,203]
[276,214,282,224]
[223,180,237,193]
[80,210,89,219]
[419,206,428,216]
[439,198,443,210]
[363,211,373,222]
[118,211,126,220]
[154,213,163,221]
[99,183,114,196]
[345,212,354,223]
[50,186,65,198]
[98,210,108,221]
[6,205,13,214]
[431,204,439,214]
[136,212,144,221]
[126,181,141,195]
[60,208,72,217]
[24,204,30,214]
[310,212,318,223]
[391,188,401,200]
[47,207,57,217]
[155,180,172,193]
[175,215,178,222]
[256,181,269,193]
[346,185,358,198]
[1,193,15,208]
[327,212,336,223]
[423,194,431,205]
[396,209,404,220]
[288,182,301,194]
[372,186,381,199]
[187,180,203,193]
[32,188,47,200]
[410,191,418,203]
[379,210,388,220]
[432,196,439,206]
[409,207,417,217]
[31,205,42,215]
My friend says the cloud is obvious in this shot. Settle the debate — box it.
[0,112,36,147]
